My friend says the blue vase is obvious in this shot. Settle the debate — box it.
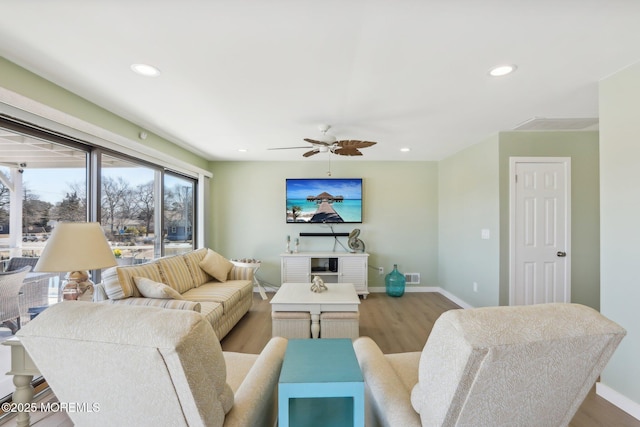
[385,264,405,297]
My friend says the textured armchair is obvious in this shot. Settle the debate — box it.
[0,266,31,334]
[353,303,626,427]
[7,257,56,310]
[5,257,38,272]
[18,301,287,427]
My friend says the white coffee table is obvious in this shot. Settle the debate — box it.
[271,282,360,339]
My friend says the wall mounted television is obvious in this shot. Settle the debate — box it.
[286,178,363,223]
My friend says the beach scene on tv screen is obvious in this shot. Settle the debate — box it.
[286,178,362,223]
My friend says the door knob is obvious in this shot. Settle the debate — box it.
[557,251,567,257]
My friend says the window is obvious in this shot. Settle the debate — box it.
[163,172,196,256]
[101,153,158,264]
[0,130,89,261]
[0,117,201,272]
[0,117,201,400]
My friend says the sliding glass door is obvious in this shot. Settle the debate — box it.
[0,117,201,402]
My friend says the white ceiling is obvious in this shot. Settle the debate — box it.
[1,0,639,162]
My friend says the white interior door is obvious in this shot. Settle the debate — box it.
[509,157,571,305]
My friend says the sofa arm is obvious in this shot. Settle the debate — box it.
[353,337,421,427]
[105,297,202,313]
[223,337,287,427]
[92,283,109,302]
[228,265,254,282]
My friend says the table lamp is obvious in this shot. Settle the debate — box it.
[34,222,117,300]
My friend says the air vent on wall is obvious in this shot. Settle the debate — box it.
[405,273,420,285]
[513,117,599,131]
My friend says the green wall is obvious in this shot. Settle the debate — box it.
[0,57,208,171]
[438,130,599,310]
[498,131,600,309]
[600,61,640,407]
[438,134,500,307]
[208,161,439,290]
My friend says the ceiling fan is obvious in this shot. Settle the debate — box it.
[269,124,377,157]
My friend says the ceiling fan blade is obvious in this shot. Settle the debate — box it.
[303,149,320,157]
[333,147,363,156]
[303,138,331,146]
[267,146,312,150]
[335,140,377,149]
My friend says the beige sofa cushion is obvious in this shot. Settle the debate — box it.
[157,254,195,294]
[103,265,163,300]
[115,263,164,299]
[182,281,252,314]
[134,277,184,300]
[199,249,233,282]
[182,248,211,287]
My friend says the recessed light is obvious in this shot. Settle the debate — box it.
[400,147,411,152]
[131,63,161,77]
[488,64,517,77]
[238,148,248,153]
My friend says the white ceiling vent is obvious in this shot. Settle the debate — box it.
[513,117,599,131]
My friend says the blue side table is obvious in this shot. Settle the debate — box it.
[278,339,364,427]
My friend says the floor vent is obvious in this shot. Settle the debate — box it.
[404,273,420,284]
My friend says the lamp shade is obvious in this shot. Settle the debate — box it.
[34,222,117,272]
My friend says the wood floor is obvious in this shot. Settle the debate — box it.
[2,291,637,426]
[222,292,640,427]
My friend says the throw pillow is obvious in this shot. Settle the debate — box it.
[133,276,184,300]
[198,249,233,282]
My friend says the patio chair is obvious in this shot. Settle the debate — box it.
[0,266,32,334]
[5,257,38,272]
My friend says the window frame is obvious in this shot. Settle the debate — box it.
[0,115,202,260]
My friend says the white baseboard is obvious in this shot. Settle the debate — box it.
[435,288,473,309]
[368,286,474,309]
[596,382,640,421]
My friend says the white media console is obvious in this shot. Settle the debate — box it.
[280,252,369,298]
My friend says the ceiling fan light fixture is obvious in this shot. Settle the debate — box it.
[317,134,337,144]
[488,64,517,77]
[315,124,337,143]
[131,63,161,77]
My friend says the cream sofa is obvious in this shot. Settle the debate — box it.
[94,248,253,340]
[18,301,287,427]
[353,303,626,427]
